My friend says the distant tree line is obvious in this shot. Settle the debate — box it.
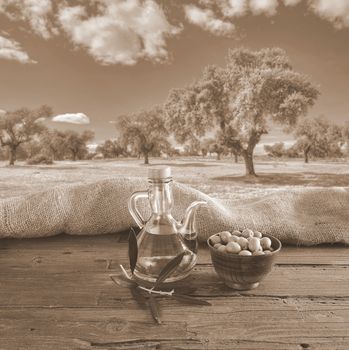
[0,106,95,165]
[1,48,348,174]
[264,117,348,162]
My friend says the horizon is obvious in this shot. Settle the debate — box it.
[1,0,349,149]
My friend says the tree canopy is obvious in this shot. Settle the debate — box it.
[0,105,53,165]
[116,106,169,164]
[294,116,343,163]
[63,130,95,161]
[264,142,287,158]
[96,139,125,159]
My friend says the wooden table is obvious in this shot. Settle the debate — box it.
[0,233,348,349]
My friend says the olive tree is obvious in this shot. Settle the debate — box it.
[165,48,319,176]
[294,116,343,163]
[64,130,95,161]
[264,142,286,158]
[116,106,169,164]
[0,105,53,165]
[40,129,70,160]
[96,139,125,159]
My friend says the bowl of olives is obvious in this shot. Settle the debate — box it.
[207,229,281,290]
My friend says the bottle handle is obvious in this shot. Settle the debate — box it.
[128,191,149,229]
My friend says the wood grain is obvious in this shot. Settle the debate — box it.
[0,233,348,350]
[0,298,348,349]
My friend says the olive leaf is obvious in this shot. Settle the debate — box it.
[148,294,162,324]
[172,294,211,306]
[128,227,138,274]
[154,251,186,289]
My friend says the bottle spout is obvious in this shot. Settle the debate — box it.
[179,200,207,236]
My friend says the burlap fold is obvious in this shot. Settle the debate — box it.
[0,178,348,245]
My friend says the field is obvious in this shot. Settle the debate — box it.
[1,157,349,200]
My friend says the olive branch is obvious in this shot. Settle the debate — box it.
[110,228,211,324]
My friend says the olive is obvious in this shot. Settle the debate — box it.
[237,237,248,249]
[239,250,252,256]
[217,245,227,253]
[248,237,261,252]
[228,235,240,243]
[241,228,254,238]
[219,231,232,244]
[260,237,272,250]
[210,235,222,245]
[226,242,241,254]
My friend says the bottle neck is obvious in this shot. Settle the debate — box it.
[148,179,173,215]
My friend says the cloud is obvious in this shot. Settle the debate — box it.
[57,0,181,65]
[249,0,279,16]
[217,0,248,17]
[0,0,54,39]
[309,0,349,28]
[282,0,302,6]
[1,0,349,66]
[184,5,235,36]
[188,0,349,33]
[52,113,90,125]
[0,35,36,64]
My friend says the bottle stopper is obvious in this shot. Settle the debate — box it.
[148,166,172,180]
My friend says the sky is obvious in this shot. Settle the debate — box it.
[0,0,349,149]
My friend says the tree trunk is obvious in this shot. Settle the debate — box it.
[9,146,17,166]
[216,153,221,160]
[241,131,260,176]
[304,146,311,163]
[234,153,238,163]
[242,150,256,176]
[144,152,149,164]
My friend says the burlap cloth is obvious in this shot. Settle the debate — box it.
[0,178,348,245]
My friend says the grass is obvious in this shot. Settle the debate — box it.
[0,157,348,200]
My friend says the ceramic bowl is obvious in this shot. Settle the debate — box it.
[207,233,281,290]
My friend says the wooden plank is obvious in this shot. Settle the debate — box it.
[0,244,129,273]
[0,297,348,349]
[0,234,129,273]
[1,246,347,276]
[0,264,349,308]
[0,235,348,272]
[0,233,124,250]
[173,265,349,298]
[1,234,348,349]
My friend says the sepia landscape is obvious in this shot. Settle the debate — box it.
[0,44,348,199]
[0,158,349,201]
[1,1,349,349]
[1,2,349,199]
